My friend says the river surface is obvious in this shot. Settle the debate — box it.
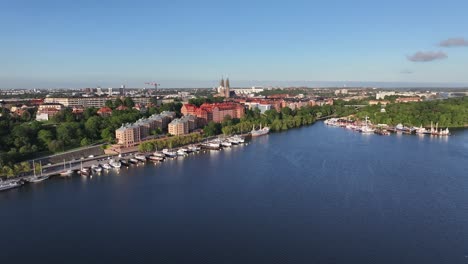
[2,122,468,264]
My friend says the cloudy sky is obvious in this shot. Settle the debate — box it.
[1,0,468,88]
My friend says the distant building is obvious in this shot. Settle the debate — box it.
[244,102,272,113]
[334,89,348,95]
[376,91,395,100]
[35,103,64,121]
[216,77,231,98]
[44,96,152,108]
[395,97,422,103]
[233,86,264,95]
[369,100,390,106]
[181,102,244,125]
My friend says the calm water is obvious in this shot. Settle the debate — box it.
[2,122,468,264]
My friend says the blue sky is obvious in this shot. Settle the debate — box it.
[2,0,468,88]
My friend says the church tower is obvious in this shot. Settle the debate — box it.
[224,78,230,98]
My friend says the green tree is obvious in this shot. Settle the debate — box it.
[124,97,135,108]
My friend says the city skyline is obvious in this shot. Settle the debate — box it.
[2,0,468,88]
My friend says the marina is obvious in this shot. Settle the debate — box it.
[324,117,451,136]
[0,135,248,192]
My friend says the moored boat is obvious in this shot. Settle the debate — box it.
[153,151,166,158]
[162,149,177,158]
[91,164,102,172]
[221,141,232,147]
[251,124,270,137]
[128,158,139,164]
[149,155,165,162]
[110,160,121,168]
[0,180,23,191]
[176,149,187,156]
[135,154,147,162]
[120,159,130,166]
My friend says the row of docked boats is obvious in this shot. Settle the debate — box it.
[1,136,248,192]
[325,118,451,136]
[201,135,245,150]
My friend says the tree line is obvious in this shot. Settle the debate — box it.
[138,133,203,152]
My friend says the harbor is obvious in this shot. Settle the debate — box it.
[0,134,250,192]
[324,117,451,136]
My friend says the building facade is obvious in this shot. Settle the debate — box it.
[168,115,198,136]
[181,102,244,125]
[114,111,176,147]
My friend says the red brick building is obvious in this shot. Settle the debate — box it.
[181,103,245,125]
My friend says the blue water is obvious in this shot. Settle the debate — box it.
[2,122,468,263]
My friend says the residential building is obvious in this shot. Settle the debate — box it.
[168,115,198,136]
[35,103,64,121]
[114,111,176,146]
[115,123,141,147]
[369,100,390,106]
[395,97,422,103]
[181,102,244,125]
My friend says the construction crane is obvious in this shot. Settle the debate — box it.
[144,82,159,91]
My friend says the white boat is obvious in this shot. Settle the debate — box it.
[0,180,22,191]
[102,163,112,170]
[415,125,428,134]
[110,160,121,168]
[162,149,178,158]
[152,151,166,158]
[188,145,201,152]
[91,164,102,172]
[221,141,232,147]
[177,149,187,156]
[359,116,375,134]
[29,160,50,182]
[135,154,147,162]
[129,158,139,164]
[233,135,245,143]
[251,124,270,137]
[79,161,90,176]
[59,160,73,176]
[148,155,165,162]
[204,141,220,149]
[28,174,49,183]
[439,127,450,136]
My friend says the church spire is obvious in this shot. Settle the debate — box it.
[225,77,230,89]
[220,77,225,88]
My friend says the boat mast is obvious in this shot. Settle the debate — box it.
[33,160,36,177]
[39,160,43,176]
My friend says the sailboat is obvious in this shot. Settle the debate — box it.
[359,116,375,134]
[80,161,90,176]
[28,160,49,183]
[60,159,73,176]
[251,123,270,137]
